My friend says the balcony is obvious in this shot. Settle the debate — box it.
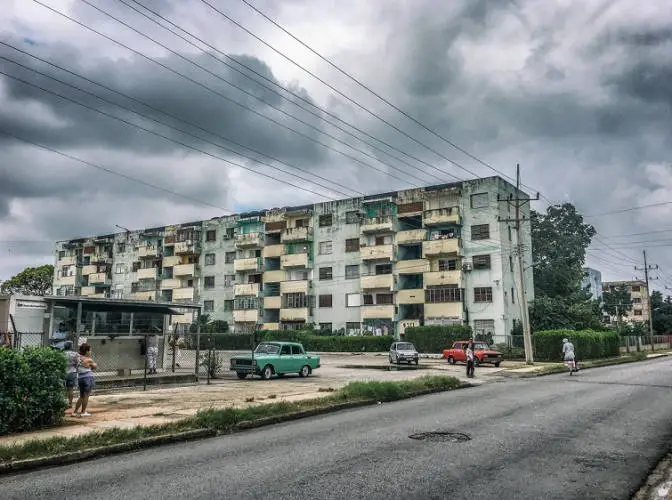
[424,270,461,287]
[281,253,309,269]
[281,226,312,243]
[280,280,309,294]
[422,238,460,257]
[90,253,112,264]
[234,257,262,273]
[235,283,260,296]
[361,304,395,319]
[175,240,199,254]
[397,289,424,304]
[56,275,76,286]
[361,216,394,233]
[57,255,76,266]
[360,274,394,290]
[160,279,182,290]
[424,302,463,319]
[263,270,287,283]
[263,322,280,330]
[396,259,428,275]
[137,267,157,280]
[138,245,160,258]
[263,244,284,258]
[174,263,197,277]
[133,290,157,301]
[233,309,260,323]
[80,286,96,296]
[424,208,460,226]
[81,265,97,276]
[88,273,110,286]
[360,244,394,261]
[90,293,109,299]
[264,296,281,309]
[172,287,195,301]
[280,307,309,322]
[163,255,181,267]
[235,232,263,248]
[396,229,427,244]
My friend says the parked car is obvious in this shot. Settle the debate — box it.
[389,341,419,365]
[230,341,321,380]
[442,341,503,367]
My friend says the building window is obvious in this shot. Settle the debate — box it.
[631,285,641,292]
[319,294,333,308]
[376,293,394,304]
[345,265,360,280]
[319,323,333,332]
[282,292,309,308]
[224,274,235,286]
[117,243,126,253]
[224,300,234,311]
[318,214,333,227]
[115,263,125,274]
[346,321,360,332]
[633,310,643,316]
[205,253,216,266]
[511,287,515,304]
[319,241,333,255]
[345,211,359,224]
[473,254,491,270]
[346,293,361,307]
[470,193,489,209]
[204,300,214,312]
[473,319,495,337]
[225,251,236,263]
[206,230,216,242]
[425,286,462,303]
[632,297,642,303]
[375,234,393,246]
[474,287,493,302]
[438,259,458,271]
[363,294,374,305]
[375,263,392,275]
[345,238,360,252]
[319,267,333,280]
[510,255,514,272]
[204,276,215,289]
[508,226,512,242]
[471,224,490,241]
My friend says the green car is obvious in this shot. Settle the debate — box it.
[230,341,321,380]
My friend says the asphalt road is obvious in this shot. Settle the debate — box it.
[3,358,672,500]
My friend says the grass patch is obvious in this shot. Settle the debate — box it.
[0,376,462,466]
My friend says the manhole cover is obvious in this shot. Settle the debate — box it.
[409,432,471,443]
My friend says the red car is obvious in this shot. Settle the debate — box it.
[442,341,503,367]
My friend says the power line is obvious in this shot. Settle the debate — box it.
[30,0,423,188]
[584,200,672,218]
[117,0,465,184]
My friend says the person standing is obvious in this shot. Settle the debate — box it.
[466,341,475,378]
[64,341,80,410]
[146,334,159,375]
[562,338,577,375]
[73,343,97,417]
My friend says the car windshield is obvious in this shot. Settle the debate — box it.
[474,343,489,350]
[254,343,281,354]
[397,343,415,350]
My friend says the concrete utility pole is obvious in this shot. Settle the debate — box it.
[498,164,539,365]
[635,250,658,351]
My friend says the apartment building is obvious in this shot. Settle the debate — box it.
[602,280,650,324]
[582,267,603,301]
[53,176,534,338]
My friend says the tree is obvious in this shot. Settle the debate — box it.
[529,203,599,331]
[602,285,633,321]
[0,265,54,296]
[651,291,672,334]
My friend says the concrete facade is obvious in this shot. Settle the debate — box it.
[53,177,534,338]
[602,280,650,324]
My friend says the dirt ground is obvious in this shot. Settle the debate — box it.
[0,354,526,446]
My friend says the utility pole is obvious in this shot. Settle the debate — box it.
[498,164,539,365]
[635,250,658,351]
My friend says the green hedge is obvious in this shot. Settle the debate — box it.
[533,329,620,362]
[0,347,68,435]
[404,325,473,353]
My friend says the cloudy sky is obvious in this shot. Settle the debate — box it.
[1,0,671,291]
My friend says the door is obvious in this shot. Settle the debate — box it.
[291,344,307,370]
[453,343,467,362]
[277,344,293,373]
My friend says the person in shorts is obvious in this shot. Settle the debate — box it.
[73,343,97,417]
[64,341,80,410]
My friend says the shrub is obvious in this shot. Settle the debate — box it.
[404,325,473,353]
[533,329,620,362]
[0,347,68,435]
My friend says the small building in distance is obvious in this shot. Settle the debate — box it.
[582,268,603,301]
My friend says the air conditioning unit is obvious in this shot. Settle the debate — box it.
[462,262,473,271]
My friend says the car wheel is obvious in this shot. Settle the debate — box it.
[261,365,273,380]
[494,361,501,368]
[299,365,311,377]
[448,356,456,365]
[236,372,247,380]
[414,359,419,366]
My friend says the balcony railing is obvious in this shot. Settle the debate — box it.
[174,263,197,277]
[263,270,287,283]
[360,244,394,261]
[423,207,460,226]
[422,238,461,257]
[360,274,394,290]
[280,307,309,322]
[361,304,395,319]
[397,289,424,304]
[281,226,313,243]
[424,270,461,287]
[235,232,263,248]
[137,267,158,280]
[234,257,263,273]
[162,255,181,267]
[280,252,309,269]
[396,259,428,275]
[396,229,427,244]
[88,273,111,286]
[361,216,394,233]
[234,282,260,296]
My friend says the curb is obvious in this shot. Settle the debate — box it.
[0,383,470,475]
[632,450,672,500]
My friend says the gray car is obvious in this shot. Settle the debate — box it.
[389,342,419,365]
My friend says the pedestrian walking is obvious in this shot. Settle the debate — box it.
[73,343,97,417]
[64,341,80,410]
[466,341,475,378]
[562,338,577,375]
[146,334,159,375]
